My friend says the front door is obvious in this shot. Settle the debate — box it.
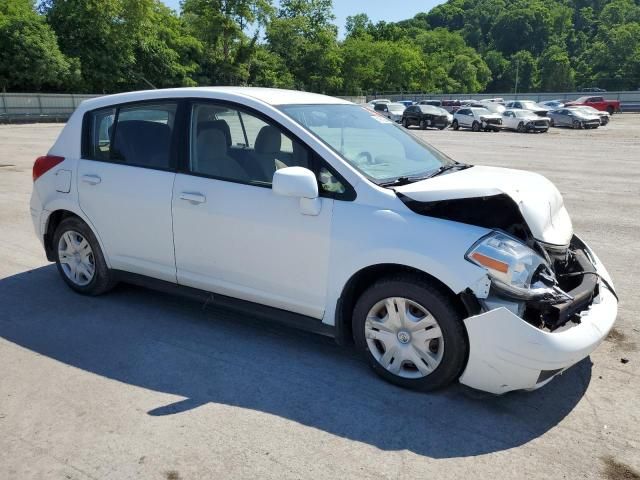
[171,101,335,318]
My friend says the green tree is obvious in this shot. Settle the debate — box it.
[182,0,273,85]
[0,0,78,91]
[266,0,342,93]
[45,0,202,92]
[538,45,575,91]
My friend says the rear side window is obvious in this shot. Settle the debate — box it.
[86,102,177,170]
[90,108,115,161]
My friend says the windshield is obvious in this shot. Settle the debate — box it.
[279,104,454,183]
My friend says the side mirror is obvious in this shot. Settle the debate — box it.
[272,167,321,216]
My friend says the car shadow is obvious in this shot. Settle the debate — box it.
[0,266,591,459]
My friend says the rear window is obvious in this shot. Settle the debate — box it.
[85,102,177,170]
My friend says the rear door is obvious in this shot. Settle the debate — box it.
[77,101,180,282]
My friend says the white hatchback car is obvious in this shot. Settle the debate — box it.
[31,87,618,394]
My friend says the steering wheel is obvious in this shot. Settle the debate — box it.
[355,151,374,165]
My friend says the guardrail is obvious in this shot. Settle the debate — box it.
[1,91,638,122]
[0,93,100,122]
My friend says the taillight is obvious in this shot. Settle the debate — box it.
[33,155,64,182]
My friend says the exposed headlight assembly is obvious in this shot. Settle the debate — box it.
[465,232,572,303]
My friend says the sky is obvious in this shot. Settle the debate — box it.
[160,0,444,37]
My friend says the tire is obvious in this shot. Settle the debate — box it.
[352,275,468,391]
[53,216,115,295]
[550,118,555,127]
[572,120,581,129]
[607,106,614,115]
[541,128,548,133]
[452,120,459,131]
[472,121,480,132]
[438,126,446,130]
[517,122,526,133]
[402,117,409,129]
[419,119,427,130]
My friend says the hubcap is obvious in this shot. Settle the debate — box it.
[365,297,445,379]
[58,230,95,286]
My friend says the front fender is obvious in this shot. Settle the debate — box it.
[323,201,490,326]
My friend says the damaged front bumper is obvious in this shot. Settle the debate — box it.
[459,239,617,394]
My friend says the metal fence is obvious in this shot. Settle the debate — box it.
[0,93,101,122]
[365,91,640,111]
[1,91,639,122]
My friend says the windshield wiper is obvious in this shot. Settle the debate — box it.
[427,163,472,178]
[377,174,431,187]
[377,163,472,187]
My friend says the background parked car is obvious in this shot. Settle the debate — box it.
[540,100,564,109]
[548,108,600,129]
[402,104,450,129]
[579,87,607,92]
[396,100,414,107]
[473,101,506,114]
[367,99,391,108]
[504,100,548,116]
[374,102,406,122]
[564,96,621,114]
[502,109,550,133]
[567,105,610,125]
[441,99,462,113]
[452,107,502,132]
[419,100,442,107]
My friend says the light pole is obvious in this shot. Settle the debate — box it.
[514,59,519,98]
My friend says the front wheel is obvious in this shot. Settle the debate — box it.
[402,117,409,129]
[419,119,427,130]
[53,217,115,295]
[573,120,581,129]
[352,275,468,391]
[517,122,526,133]
[471,121,480,132]
[452,120,459,131]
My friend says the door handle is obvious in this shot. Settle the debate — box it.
[179,192,206,204]
[81,174,101,185]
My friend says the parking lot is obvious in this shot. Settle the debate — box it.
[1,116,639,479]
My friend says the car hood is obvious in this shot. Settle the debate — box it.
[395,166,573,246]
[479,113,502,119]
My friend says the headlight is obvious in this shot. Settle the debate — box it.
[466,232,572,302]
[466,232,546,288]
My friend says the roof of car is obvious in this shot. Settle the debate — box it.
[78,87,352,111]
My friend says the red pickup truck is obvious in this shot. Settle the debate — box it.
[564,96,621,114]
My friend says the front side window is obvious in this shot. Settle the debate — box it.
[189,102,346,195]
[279,104,453,184]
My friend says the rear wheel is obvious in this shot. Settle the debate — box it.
[607,106,614,115]
[353,275,468,391]
[53,217,115,295]
[452,120,459,131]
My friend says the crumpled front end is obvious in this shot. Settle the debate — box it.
[459,236,617,394]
